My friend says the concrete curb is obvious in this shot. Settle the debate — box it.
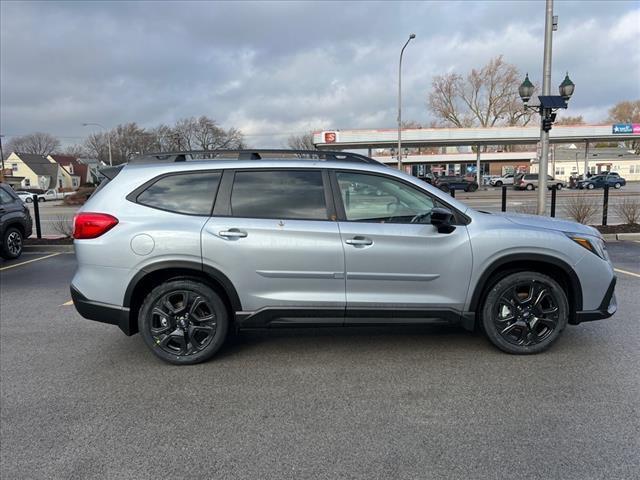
[23,244,74,253]
[602,233,640,242]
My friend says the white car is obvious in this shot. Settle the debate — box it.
[490,174,515,187]
[15,191,35,203]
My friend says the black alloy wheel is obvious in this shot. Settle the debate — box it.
[482,272,568,354]
[139,280,228,365]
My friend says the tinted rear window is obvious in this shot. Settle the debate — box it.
[137,172,221,215]
[230,170,327,220]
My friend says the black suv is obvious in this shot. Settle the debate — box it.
[434,176,478,192]
[0,183,33,259]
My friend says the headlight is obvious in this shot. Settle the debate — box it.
[566,233,609,260]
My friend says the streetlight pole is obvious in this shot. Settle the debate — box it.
[397,33,415,171]
[82,122,112,166]
[537,0,554,215]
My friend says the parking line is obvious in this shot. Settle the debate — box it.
[0,252,62,271]
[614,268,640,279]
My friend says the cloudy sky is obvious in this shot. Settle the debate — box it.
[1,0,639,148]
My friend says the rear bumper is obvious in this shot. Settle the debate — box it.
[70,284,134,335]
[573,277,617,323]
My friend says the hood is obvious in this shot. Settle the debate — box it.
[495,212,600,236]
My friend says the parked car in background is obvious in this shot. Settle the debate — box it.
[0,183,33,259]
[418,173,435,185]
[489,173,515,187]
[434,175,478,192]
[514,174,566,191]
[578,174,626,190]
[15,191,35,203]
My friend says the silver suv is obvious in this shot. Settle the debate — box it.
[71,150,617,364]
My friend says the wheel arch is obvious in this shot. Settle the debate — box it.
[468,253,583,326]
[123,260,241,335]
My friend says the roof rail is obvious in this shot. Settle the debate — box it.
[130,149,381,165]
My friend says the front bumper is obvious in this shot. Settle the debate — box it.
[70,285,133,335]
[573,277,617,323]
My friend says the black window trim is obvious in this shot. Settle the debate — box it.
[329,169,470,225]
[213,167,337,222]
[126,169,222,217]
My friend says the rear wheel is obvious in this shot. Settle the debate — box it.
[138,279,228,365]
[25,197,33,203]
[494,181,503,187]
[1,227,23,259]
[481,272,568,354]
[439,184,450,192]
[525,183,534,191]
[467,184,478,192]
[587,183,595,190]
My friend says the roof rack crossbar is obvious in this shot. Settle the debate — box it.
[130,149,379,165]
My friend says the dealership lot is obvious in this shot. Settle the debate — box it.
[1,244,639,479]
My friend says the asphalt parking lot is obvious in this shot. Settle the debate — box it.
[1,244,639,479]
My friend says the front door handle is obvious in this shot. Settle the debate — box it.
[345,236,373,246]
[218,229,248,239]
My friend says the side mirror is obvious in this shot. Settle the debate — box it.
[430,207,456,234]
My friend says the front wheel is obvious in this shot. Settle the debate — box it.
[494,181,503,187]
[138,279,229,365]
[587,183,595,190]
[614,182,621,189]
[439,184,450,192]
[481,272,568,354]
[25,197,33,203]
[525,184,534,191]
[467,184,478,192]
[556,184,562,190]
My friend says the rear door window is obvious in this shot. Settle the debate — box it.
[136,172,221,215]
[230,170,328,220]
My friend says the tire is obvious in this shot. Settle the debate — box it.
[556,184,562,190]
[525,184,534,191]
[481,271,568,355]
[587,183,595,190]
[614,182,621,189]
[25,197,33,203]
[138,279,229,365]
[467,184,478,192]
[439,184,450,192]
[38,197,45,202]
[1,227,24,259]
[494,181,503,187]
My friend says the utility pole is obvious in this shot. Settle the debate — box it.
[397,33,415,171]
[537,0,554,215]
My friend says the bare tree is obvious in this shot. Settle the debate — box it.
[607,100,640,153]
[6,132,61,156]
[287,132,316,150]
[427,56,533,129]
[56,144,89,158]
[173,116,245,151]
[554,115,585,126]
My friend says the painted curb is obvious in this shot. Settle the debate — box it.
[23,244,74,253]
[616,233,640,241]
[601,234,617,241]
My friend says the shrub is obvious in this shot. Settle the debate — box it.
[564,194,598,224]
[615,197,640,225]
[514,203,537,215]
[51,215,73,238]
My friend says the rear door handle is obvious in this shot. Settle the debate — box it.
[345,236,373,246]
[218,229,248,239]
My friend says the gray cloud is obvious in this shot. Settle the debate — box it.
[1,0,638,148]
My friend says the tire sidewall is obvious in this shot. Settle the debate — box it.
[481,272,569,354]
[138,280,229,365]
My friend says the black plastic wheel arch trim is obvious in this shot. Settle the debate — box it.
[123,260,242,312]
[468,253,583,319]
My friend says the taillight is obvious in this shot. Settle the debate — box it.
[73,212,119,239]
